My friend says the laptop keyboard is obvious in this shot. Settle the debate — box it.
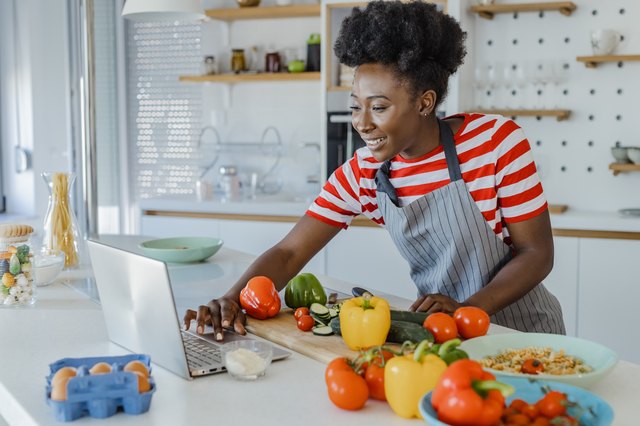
[182,332,222,369]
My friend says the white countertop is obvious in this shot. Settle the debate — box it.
[2,236,638,425]
[140,197,640,233]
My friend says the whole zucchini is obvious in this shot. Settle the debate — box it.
[389,310,429,325]
[329,317,433,344]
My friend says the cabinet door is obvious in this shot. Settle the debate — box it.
[140,216,221,238]
[543,237,579,336]
[325,226,416,300]
[217,220,325,276]
[578,238,640,364]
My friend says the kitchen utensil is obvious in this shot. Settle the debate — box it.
[236,0,260,7]
[627,147,640,164]
[611,145,629,163]
[591,29,622,56]
[221,340,273,381]
[138,237,223,263]
[459,332,618,388]
[351,286,374,297]
[619,208,640,217]
[420,376,614,426]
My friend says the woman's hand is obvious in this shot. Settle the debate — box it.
[409,293,463,315]
[183,297,246,341]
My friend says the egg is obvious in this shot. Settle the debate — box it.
[51,366,77,388]
[133,371,151,393]
[50,383,69,401]
[124,360,149,378]
[89,362,112,375]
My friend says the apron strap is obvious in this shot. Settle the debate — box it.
[375,119,462,205]
[439,119,462,182]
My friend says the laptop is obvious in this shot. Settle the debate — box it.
[87,239,291,380]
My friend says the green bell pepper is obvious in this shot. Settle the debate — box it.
[284,273,327,309]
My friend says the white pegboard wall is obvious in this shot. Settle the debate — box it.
[464,0,640,212]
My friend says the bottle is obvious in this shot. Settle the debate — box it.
[231,49,246,74]
[265,52,281,73]
[0,224,35,306]
[203,55,219,75]
[218,165,241,202]
[41,172,83,269]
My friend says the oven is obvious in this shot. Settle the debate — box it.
[326,111,366,178]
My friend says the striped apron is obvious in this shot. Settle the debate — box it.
[374,119,565,334]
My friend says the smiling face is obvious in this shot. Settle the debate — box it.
[350,63,437,162]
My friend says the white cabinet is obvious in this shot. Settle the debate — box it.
[543,237,579,336]
[578,238,640,364]
[141,216,221,238]
[217,219,325,277]
[325,226,416,300]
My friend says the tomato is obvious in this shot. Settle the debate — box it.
[531,417,551,426]
[326,370,369,410]
[521,358,545,375]
[293,307,310,320]
[423,313,458,343]
[509,399,529,411]
[521,403,540,420]
[453,306,490,339]
[364,363,386,401]
[535,391,567,418]
[296,314,315,331]
[325,357,353,383]
[360,349,394,372]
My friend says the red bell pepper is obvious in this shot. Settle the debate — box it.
[431,359,514,426]
[239,276,281,320]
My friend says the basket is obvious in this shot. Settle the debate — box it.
[45,354,156,422]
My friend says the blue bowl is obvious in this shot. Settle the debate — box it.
[459,333,618,388]
[419,376,614,426]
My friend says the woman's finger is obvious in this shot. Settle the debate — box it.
[207,300,224,341]
[409,295,427,312]
[234,309,247,335]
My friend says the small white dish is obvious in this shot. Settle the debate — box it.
[221,340,273,381]
[33,249,66,286]
[627,147,640,164]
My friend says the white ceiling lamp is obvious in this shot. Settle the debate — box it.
[122,0,207,21]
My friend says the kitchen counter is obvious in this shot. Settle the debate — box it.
[2,235,638,425]
[140,197,640,234]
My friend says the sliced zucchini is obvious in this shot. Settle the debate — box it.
[312,325,334,336]
[310,312,330,326]
[310,302,330,317]
[328,308,338,318]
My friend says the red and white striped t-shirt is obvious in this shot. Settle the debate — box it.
[306,113,547,243]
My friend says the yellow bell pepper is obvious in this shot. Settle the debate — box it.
[384,340,448,419]
[339,294,391,350]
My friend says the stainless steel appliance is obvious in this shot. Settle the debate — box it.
[326,111,366,178]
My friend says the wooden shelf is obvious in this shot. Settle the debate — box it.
[470,1,576,20]
[609,163,640,176]
[471,109,571,121]
[576,54,640,68]
[205,4,320,21]
[179,72,321,83]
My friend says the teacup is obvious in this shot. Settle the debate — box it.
[591,29,622,56]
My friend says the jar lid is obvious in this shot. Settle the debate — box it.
[0,224,34,238]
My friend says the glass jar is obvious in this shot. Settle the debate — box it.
[41,172,83,269]
[231,49,246,74]
[219,165,241,202]
[203,55,219,75]
[0,225,36,307]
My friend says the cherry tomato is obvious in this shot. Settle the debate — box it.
[535,390,567,418]
[293,307,310,320]
[359,349,394,372]
[453,306,490,339]
[296,314,315,331]
[521,358,545,375]
[521,403,540,420]
[364,363,386,401]
[326,370,369,410]
[509,399,529,411]
[531,417,551,426]
[423,312,458,343]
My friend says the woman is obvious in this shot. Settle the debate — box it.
[185,0,565,339]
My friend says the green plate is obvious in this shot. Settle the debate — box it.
[139,237,224,263]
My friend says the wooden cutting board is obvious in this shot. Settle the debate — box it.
[246,309,358,364]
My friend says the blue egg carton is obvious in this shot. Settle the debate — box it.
[45,354,156,422]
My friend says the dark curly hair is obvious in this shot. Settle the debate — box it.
[334,1,467,108]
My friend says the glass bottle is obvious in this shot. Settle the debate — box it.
[231,49,246,74]
[41,172,83,269]
[202,55,219,75]
[0,225,36,307]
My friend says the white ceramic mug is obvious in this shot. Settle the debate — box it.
[591,29,622,55]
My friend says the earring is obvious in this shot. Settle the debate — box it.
[423,113,428,117]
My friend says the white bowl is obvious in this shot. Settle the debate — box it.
[33,249,65,286]
[459,332,618,388]
[627,147,640,164]
[221,340,273,381]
